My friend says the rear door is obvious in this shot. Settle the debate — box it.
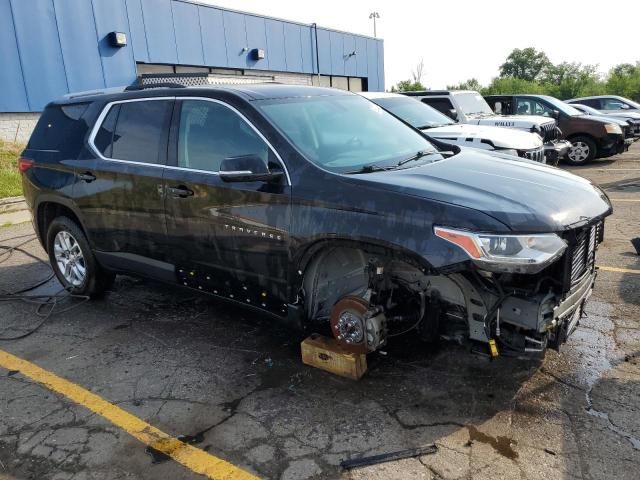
[73,98,174,275]
[163,98,291,314]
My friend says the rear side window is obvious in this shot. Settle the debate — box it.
[422,98,455,117]
[28,103,90,158]
[94,100,172,164]
[579,98,601,109]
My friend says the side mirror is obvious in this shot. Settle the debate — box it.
[551,110,560,120]
[448,109,458,121]
[219,154,283,183]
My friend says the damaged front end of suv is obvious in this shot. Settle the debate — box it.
[255,89,613,358]
[299,218,606,358]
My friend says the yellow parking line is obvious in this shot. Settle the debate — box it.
[598,266,640,274]
[0,349,258,480]
[609,198,640,202]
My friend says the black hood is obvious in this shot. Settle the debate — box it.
[350,149,612,232]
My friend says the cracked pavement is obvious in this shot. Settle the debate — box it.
[1,146,639,479]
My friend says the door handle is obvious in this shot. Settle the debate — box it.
[168,185,194,198]
[78,172,96,183]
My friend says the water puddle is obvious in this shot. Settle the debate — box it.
[466,425,518,459]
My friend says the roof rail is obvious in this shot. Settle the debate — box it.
[124,82,187,91]
[64,86,127,99]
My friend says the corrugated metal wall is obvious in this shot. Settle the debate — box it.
[0,0,385,113]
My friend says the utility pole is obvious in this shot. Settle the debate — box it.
[369,12,380,38]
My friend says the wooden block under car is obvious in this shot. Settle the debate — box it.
[301,334,367,380]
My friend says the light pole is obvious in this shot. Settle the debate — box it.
[369,12,380,38]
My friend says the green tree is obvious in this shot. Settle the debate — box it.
[390,80,426,92]
[499,47,552,82]
[390,60,426,92]
[605,62,640,101]
[482,77,546,96]
[446,78,482,91]
[610,63,637,77]
[540,62,601,99]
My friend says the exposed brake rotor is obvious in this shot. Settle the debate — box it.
[330,295,370,354]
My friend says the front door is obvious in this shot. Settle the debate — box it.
[163,98,291,315]
[73,98,174,273]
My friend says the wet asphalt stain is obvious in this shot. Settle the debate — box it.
[598,177,640,192]
[466,425,518,460]
[145,430,208,464]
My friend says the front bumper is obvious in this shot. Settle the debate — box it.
[544,140,571,165]
[598,133,626,158]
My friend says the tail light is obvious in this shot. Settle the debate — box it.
[18,157,34,174]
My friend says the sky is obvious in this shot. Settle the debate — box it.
[198,0,640,90]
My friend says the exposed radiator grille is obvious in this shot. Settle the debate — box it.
[569,223,599,287]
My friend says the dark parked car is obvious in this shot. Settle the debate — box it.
[567,95,640,114]
[570,103,640,138]
[485,94,631,165]
[20,84,612,357]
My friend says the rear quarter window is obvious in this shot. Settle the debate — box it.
[28,103,91,158]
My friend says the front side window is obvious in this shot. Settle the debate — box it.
[256,95,437,173]
[601,98,628,110]
[177,100,270,172]
[94,100,172,164]
[516,99,552,116]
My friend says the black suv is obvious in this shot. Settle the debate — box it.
[21,84,612,356]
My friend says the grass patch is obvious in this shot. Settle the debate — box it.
[0,139,25,199]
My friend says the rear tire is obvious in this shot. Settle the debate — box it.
[46,216,115,298]
[565,136,596,165]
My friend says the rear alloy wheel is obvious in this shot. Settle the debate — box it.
[53,231,87,287]
[566,137,596,165]
[47,216,115,298]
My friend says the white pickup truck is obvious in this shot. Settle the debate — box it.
[400,90,571,165]
[361,92,545,162]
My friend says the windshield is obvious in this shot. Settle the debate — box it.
[537,95,582,116]
[256,95,438,173]
[572,104,601,115]
[454,92,494,115]
[370,96,455,128]
[616,97,640,109]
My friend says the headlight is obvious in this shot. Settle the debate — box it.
[434,226,567,274]
[497,148,519,157]
[605,123,622,134]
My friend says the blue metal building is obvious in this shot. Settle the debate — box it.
[0,0,385,115]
